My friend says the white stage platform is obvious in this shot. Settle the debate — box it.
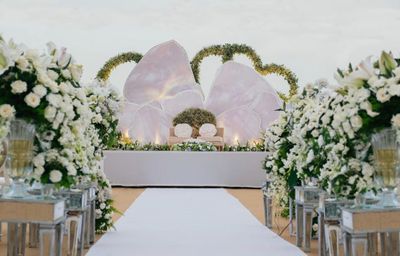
[104,151,266,188]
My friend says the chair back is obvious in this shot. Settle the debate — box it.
[216,127,224,137]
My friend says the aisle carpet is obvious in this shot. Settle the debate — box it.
[87,189,305,256]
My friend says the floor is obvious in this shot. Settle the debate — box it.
[0,188,317,256]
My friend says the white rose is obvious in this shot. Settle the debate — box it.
[388,83,400,97]
[59,82,71,94]
[32,154,45,167]
[376,88,390,103]
[0,104,15,118]
[33,84,47,98]
[46,94,62,108]
[67,165,77,176]
[47,70,59,81]
[24,93,40,108]
[16,56,29,70]
[10,80,27,94]
[44,106,57,121]
[350,115,363,131]
[392,114,400,128]
[34,166,45,176]
[61,69,71,79]
[49,170,62,183]
[100,203,106,209]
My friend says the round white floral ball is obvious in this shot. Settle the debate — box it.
[0,104,15,118]
[24,93,41,108]
[49,170,62,183]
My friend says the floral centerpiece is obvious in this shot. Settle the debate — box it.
[0,37,97,187]
[172,139,217,151]
[0,36,116,233]
[265,52,400,210]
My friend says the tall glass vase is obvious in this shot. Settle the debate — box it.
[371,128,400,207]
[5,119,35,198]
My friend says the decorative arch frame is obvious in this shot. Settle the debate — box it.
[96,43,298,101]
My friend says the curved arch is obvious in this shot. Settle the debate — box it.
[191,44,298,101]
[96,52,143,81]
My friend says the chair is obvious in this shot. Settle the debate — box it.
[198,128,224,151]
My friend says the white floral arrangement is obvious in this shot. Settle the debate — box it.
[85,79,122,233]
[265,51,400,208]
[172,138,217,151]
[0,36,116,233]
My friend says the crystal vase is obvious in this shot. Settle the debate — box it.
[5,119,35,198]
[371,128,400,207]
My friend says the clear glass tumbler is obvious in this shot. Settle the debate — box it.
[371,128,400,207]
[5,119,35,198]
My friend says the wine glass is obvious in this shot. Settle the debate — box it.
[371,128,400,207]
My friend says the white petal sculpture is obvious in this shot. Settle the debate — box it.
[120,41,282,145]
[122,40,204,143]
[206,61,282,143]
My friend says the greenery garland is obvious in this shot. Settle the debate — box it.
[191,44,298,101]
[96,52,143,81]
[96,44,298,101]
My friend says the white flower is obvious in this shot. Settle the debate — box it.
[69,64,83,82]
[100,203,106,209]
[306,150,314,163]
[32,154,45,167]
[0,104,15,118]
[33,84,47,98]
[376,88,390,103]
[16,56,29,70]
[49,170,62,183]
[312,223,319,232]
[67,165,77,176]
[58,48,72,68]
[10,80,27,94]
[61,69,71,79]
[46,94,62,108]
[47,70,59,81]
[24,93,40,108]
[44,106,57,121]
[392,114,400,128]
[350,115,363,131]
[388,83,400,97]
[34,166,45,176]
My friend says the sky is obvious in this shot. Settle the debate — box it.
[1,0,400,98]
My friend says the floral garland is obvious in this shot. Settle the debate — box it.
[223,141,265,152]
[96,52,143,81]
[85,79,122,233]
[191,44,298,101]
[172,139,217,151]
[265,52,400,208]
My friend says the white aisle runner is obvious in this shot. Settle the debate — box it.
[87,189,305,256]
